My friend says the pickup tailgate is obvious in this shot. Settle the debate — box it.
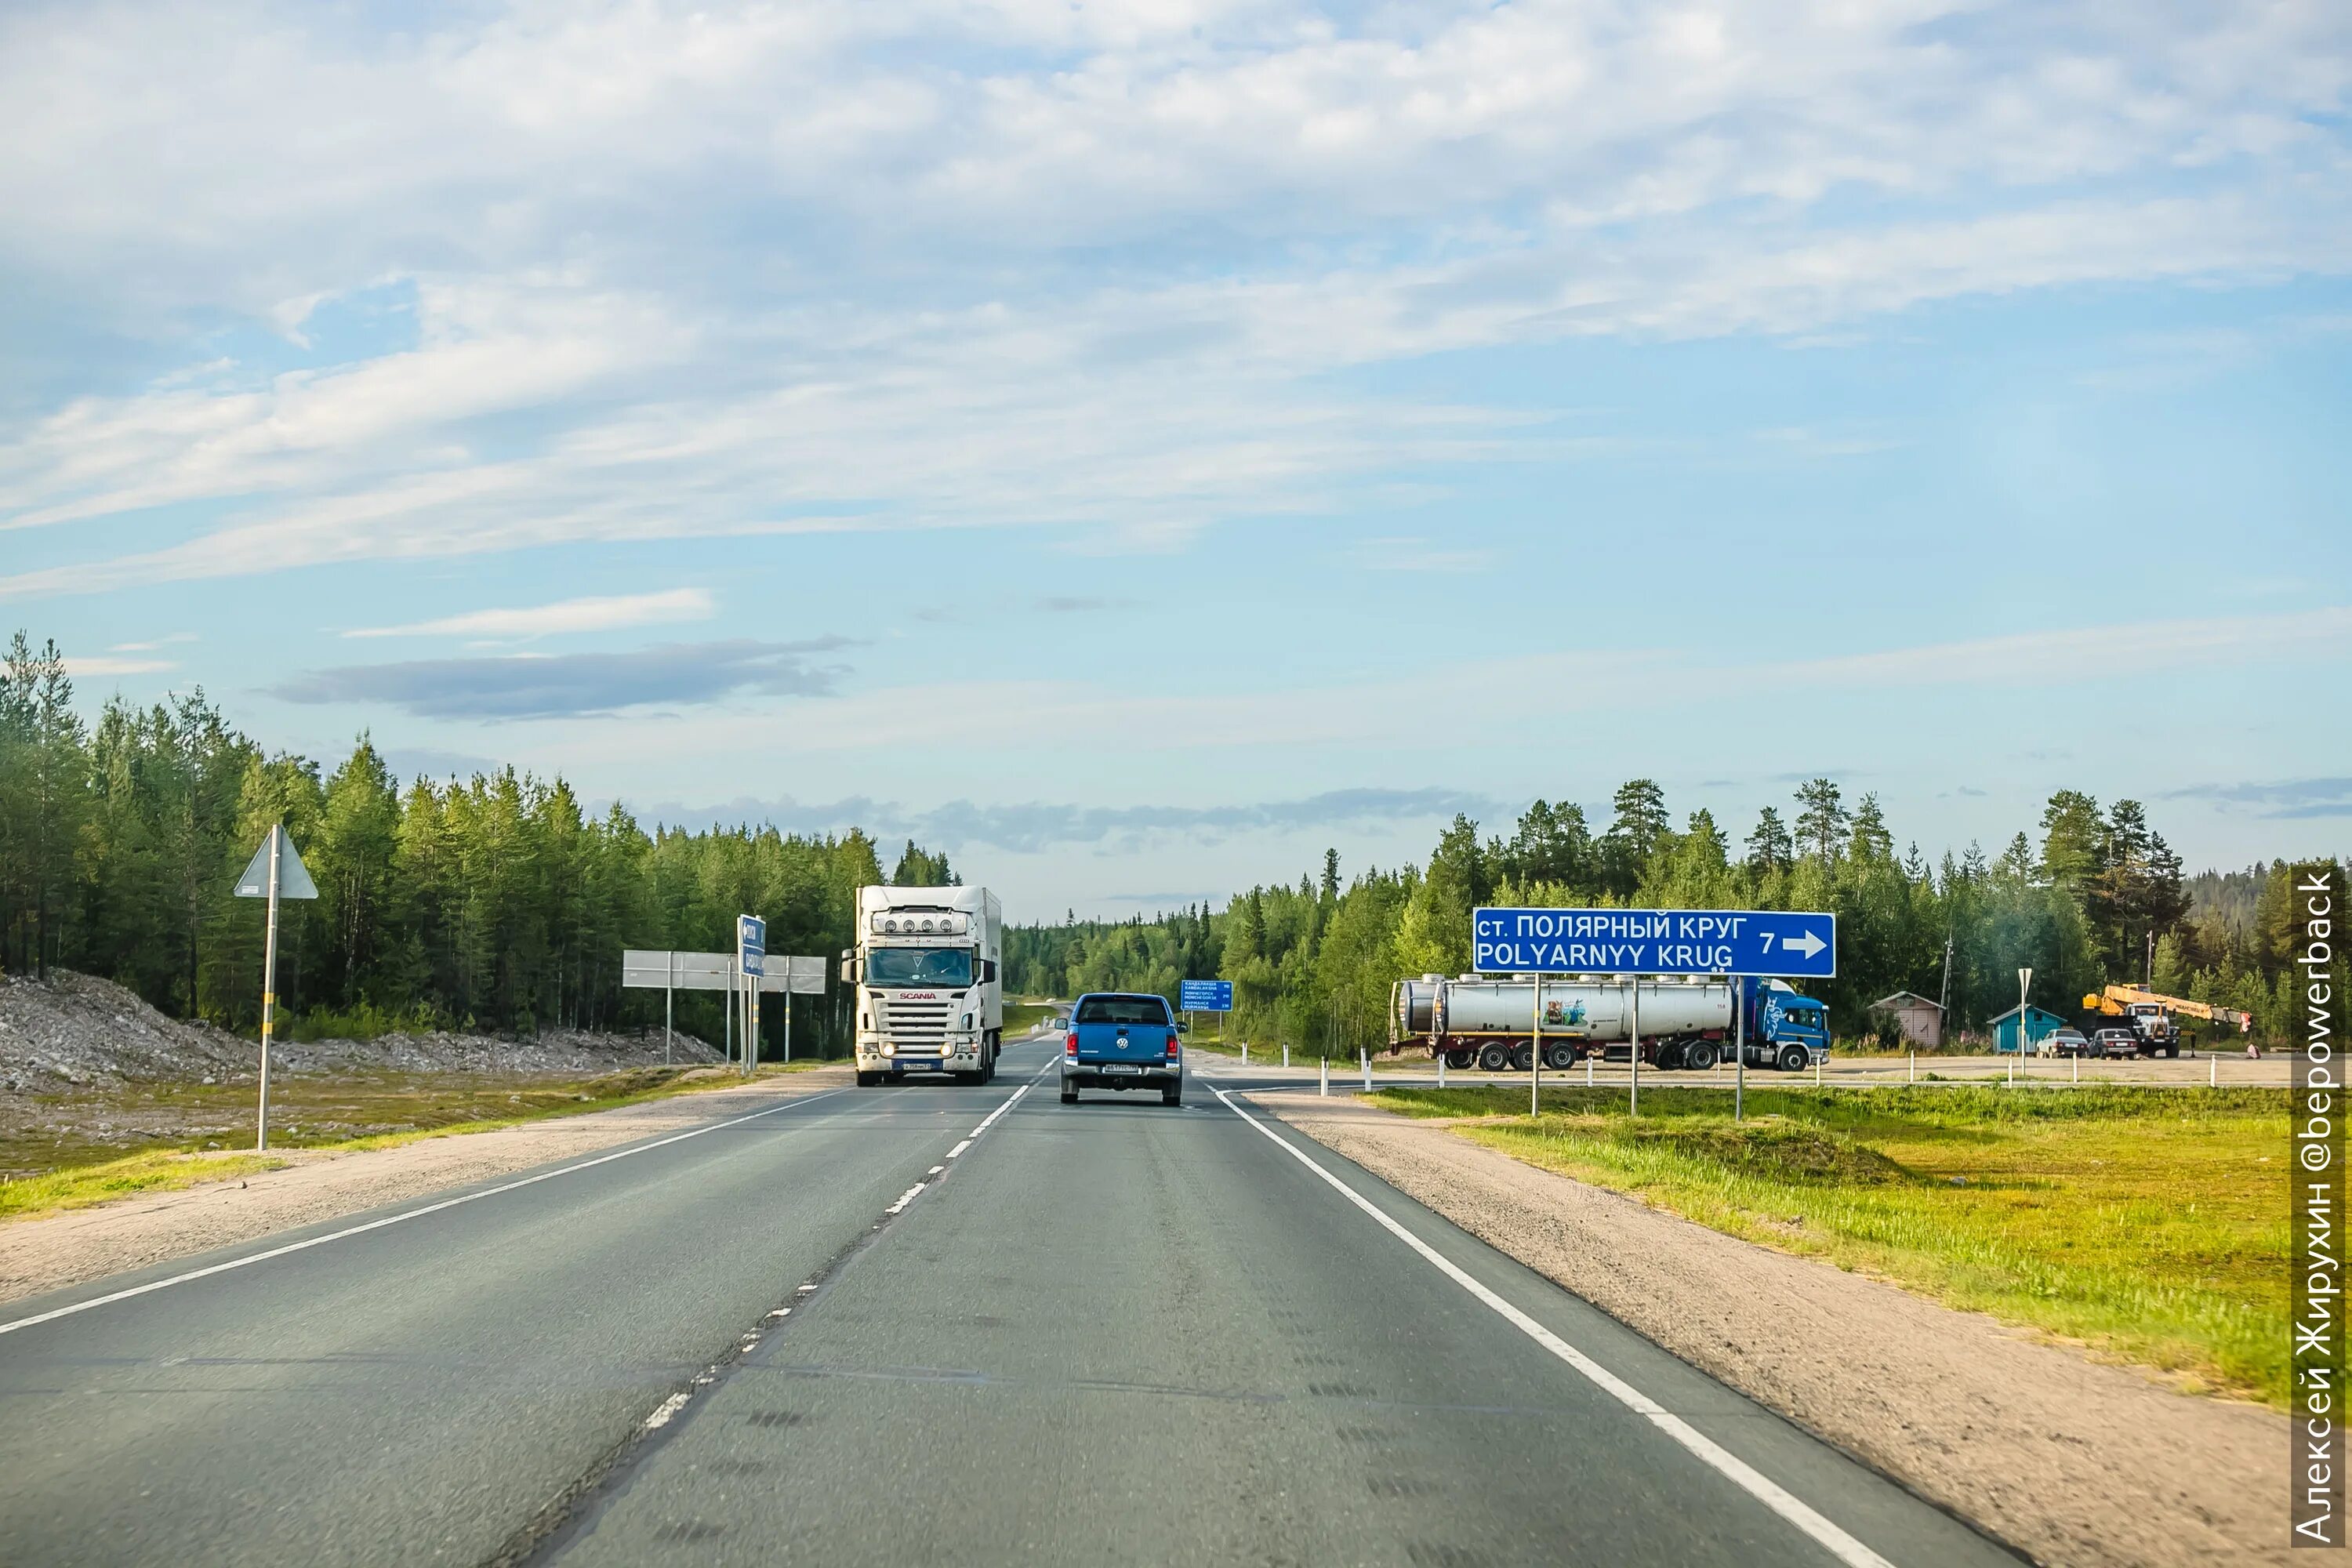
[1074,1020,1171,1062]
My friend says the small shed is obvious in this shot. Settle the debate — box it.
[1868,991,1946,1049]
[1989,1003,2069,1055]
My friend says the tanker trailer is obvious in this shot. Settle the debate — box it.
[1391,975,1734,1072]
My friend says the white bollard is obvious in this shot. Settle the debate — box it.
[1816,1053,1823,1086]
[1360,1048,1370,1092]
[1586,1054,1593,1087]
[2210,1054,2217,1089]
[1909,1051,1915,1083]
[1319,1056,1329,1096]
[1242,1042,1248,1065]
[1283,1043,1290,1069]
[1439,1053,1447,1088]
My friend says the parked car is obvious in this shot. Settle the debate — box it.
[2090,1026,2140,1059]
[2038,1026,2092,1058]
[1061,992,1183,1106]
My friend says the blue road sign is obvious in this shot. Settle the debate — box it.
[1471,907,1836,979]
[1179,978,1234,1011]
[737,913,766,976]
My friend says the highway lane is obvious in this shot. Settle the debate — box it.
[0,1048,1053,1568]
[1,1037,2017,1566]
[547,1057,2009,1567]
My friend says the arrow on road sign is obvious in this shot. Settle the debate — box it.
[1783,929,1826,960]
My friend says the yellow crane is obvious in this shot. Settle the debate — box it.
[2081,985,2251,1055]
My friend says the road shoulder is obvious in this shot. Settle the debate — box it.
[0,1066,854,1306]
[1254,1087,2285,1568]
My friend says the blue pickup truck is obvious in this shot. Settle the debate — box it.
[1061,992,1182,1105]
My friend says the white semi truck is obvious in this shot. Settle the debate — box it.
[846,885,1004,1086]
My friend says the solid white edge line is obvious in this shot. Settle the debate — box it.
[946,1140,975,1159]
[1210,1087,1896,1568]
[0,1086,855,1338]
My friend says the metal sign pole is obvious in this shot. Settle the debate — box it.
[1733,976,1745,1123]
[257,828,280,1152]
[1531,975,1541,1116]
[665,950,674,1065]
[724,958,735,1065]
[1629,978,1641,1118]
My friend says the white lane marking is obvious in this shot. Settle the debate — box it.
[928,1165,946,1175]
[0,1086,854,1338]
[641,1391,693,1431]
[884,1184,926,1214]
[946,1139,975,1159]
[1211,1087,1896,1568]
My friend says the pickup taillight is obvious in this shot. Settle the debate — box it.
[1165,1031,1180,1058]
[1065,1032,1078,1056]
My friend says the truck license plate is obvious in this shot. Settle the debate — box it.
[898,1058,939,1072]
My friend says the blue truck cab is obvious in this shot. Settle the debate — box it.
[1737,978,1831,1072]
[1061,992,1183,1106]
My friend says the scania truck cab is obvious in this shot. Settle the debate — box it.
[848,885,1003,1086]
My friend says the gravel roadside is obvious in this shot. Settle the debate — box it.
[0,1066,854,1306]
[1255,1087,2285,1568]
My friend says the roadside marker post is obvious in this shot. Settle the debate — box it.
[232,824,318,1154]
[1320,1057,1329,1097]
[1283,1043,1289,1069]
[1360,1048,1370,1092]
[1438,1052,1446,1088]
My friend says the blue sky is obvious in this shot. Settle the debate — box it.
[3,0,2347,917]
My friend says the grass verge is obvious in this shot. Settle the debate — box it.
[1,1060,829,1222]
[1367,1083,2288,1406]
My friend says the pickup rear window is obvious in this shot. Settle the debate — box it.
[1075,994,1172,1026]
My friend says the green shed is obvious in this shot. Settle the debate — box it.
[1989,1004,2069,1055]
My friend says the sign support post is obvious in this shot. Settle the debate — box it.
[1629,980,1642,1118]
[257,829,280,1152]
[1531,976,1541,1116]
[232,824,318,1154]
[664,950,675,1065]
[1733,976,1746,1123]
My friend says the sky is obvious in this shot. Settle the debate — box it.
[2,0,2347,920]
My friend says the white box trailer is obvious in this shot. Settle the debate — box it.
[848,885,1003,1085]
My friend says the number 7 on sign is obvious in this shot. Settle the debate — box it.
[1760,933,1775,952]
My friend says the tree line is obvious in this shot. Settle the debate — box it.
[0,633,956,1053]
[1010,779,2340,1052]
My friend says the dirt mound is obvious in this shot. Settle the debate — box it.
[0,970,720,1095]
[0,971,249,1093]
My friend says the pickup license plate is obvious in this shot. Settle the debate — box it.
[1102,1063,1143,1076]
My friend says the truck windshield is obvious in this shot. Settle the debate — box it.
[866,947,974,987]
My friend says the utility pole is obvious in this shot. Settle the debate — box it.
[2015,967,2032,1087]
[1936,933,1954,1045]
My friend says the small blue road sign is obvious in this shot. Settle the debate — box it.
[1180,978,1234,1011]
[1471,907,1836,979]
[737,914,766,976]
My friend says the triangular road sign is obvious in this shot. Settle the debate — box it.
[233,824,319,900]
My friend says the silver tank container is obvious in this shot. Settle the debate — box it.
[1395,975,1732,1041]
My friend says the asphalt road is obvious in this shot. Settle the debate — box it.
[0,1035,2016,1567]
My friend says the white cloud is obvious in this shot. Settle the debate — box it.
[344,586,715,641]
[60,655,174,677]
[0,0,2344,597]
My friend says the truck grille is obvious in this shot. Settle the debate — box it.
[880,994,954,1046]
